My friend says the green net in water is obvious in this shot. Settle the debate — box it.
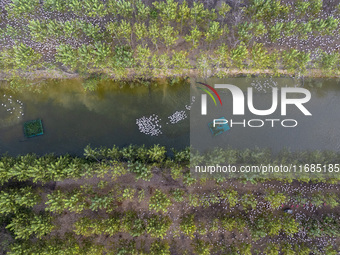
[23,119,44,138]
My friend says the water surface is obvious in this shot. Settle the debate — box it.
[0,77,339,156]
[191,77,340,153]
[0,79,190,156]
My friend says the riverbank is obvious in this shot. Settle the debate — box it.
[0,68,339,84]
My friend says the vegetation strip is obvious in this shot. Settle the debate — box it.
[0,0,340,87]
[0,144,340,254]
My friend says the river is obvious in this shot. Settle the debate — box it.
[0,77,339,156]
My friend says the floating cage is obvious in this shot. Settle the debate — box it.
[208,117,230,136]
[23,119,44,138]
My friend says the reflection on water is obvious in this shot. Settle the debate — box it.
[0,77,339,156]
[0,79,190,156]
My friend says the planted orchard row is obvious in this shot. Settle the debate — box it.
[2,184,338,219]
[71,211,300,239]
[21,7,340,49]
[0,144,174,184]
[5,0,330,26]
[43,187,340,214]
[1,41,340,77]
[0,145,339,185]
[9,236,336,255]
[4,208,339,254]
[8,236,172,255]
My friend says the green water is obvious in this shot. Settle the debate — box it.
[0,77,339,156]
[0,79,190,156]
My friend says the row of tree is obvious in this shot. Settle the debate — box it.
[3,182,330,219]
[0,145,339,185]
[8,236,338,255]
[247,0,323,21]
[0,144,171,184]
[71,210,301,242]
[7,235,172,255]
[6,0,327,24]
[1,41,339,78]
[74,212,171,238]
[7,0,221,24]
[237,17,338,43]
[28,19,103,42]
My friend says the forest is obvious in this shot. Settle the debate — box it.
[0,145,340,254]
[0,0,339,87]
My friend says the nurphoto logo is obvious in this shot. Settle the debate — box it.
[198,83,312,129]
